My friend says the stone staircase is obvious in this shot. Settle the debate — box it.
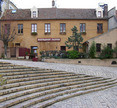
[0,62,117,108]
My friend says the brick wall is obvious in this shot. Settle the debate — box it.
[1,19,108,57]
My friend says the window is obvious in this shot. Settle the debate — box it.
[45,23,51,34]
[18,24,23,34]
[60,23,66,33]
[15,43,20,47]
[97,23,103,33]
[80,23,86,33]
[33,11,36,18]
[107,44,112,49]
[5,24,10,35]
[31,24,37,32]
[60,46,66,51]
[96,43,101,52]
[98,11,101,17]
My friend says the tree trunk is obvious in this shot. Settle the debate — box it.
[4,44,7,58]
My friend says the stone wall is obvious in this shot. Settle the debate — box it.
[44,58,117,67]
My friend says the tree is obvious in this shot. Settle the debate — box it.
[65,26,83,51]
[0,22,16,58]
[89,41,96,58]
[114,41,117,58]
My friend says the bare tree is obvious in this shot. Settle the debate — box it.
[0,22,16,58]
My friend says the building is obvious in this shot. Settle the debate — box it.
[86,27,117,56]
[108,7,117,30]
[86,6,117,57]
[0,0,17,18]
[0,2,108,58]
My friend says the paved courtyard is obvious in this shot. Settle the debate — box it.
[0,59,117,108]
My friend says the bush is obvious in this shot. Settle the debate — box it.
[0,75,7,86]
[114,41,117,58]
[99,46,114,59]
[1,53,5,59]
[67,50,80,59]
[79,53,89,59]
[89,41,96,58]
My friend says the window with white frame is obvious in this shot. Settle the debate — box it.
[80,23,86,32]
[45,23,51,33]
[33,11,36,18]
[31,24,37,32]
[98,11,101,17]
[18,24,23,34]
[60,23,66,33]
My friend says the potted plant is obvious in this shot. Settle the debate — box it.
[31,32,37,36]
[25,51,29,59]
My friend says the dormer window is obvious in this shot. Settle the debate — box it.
[33,11,36,18]
[31,6,38,18]
[98,11,101,17]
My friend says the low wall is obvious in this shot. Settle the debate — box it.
[44,58,117,67]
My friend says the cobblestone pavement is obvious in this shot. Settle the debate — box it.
[48,86,117,108]
[0,59,117,108]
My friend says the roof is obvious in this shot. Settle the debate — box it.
[1,8,108,20]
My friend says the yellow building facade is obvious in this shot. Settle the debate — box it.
[0,6,108,58]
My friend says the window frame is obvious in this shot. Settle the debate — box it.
[97,23,103,33]
[107,43,112,49]
[96,43,101,52]
[31,24,37,33]
[18,24,23,34]
[98,11,101,17]
[4,24,10,35]
[60,46,66,51]
[33,11,36,18]
[45,23,51,34]
[60,23,66,34]
[80,23,86,33]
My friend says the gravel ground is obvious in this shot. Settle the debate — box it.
[0,59,117,108]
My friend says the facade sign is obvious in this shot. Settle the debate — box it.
[37,38,61,42]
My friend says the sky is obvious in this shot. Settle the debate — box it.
[10,0,117,10]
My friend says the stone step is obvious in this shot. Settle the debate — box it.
[0,80,116,108]
[4,72,76,80]
[5,74,80,84]
[0,77,106,100]
[0,64,15,67]
[0,66,28,70]
[30,84,117,108]
[0,62,11,64]
[0,68,38,73]
[0,76,97,90]
[0,78,115,97]
[0,71,73,76]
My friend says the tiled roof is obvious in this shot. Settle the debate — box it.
[1,8,108,20]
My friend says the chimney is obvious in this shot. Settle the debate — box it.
[103,4,108,17]
[52,0,55,8]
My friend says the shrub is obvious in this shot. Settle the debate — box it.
[99,46,114,59]
[114,41,117,58]
[1,53,5,59]
[0,75,7,86]
[89,41,96,58]
[67,50,80,59]
[79,53,89,59]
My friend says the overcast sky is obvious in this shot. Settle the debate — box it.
[11,0,117,10]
